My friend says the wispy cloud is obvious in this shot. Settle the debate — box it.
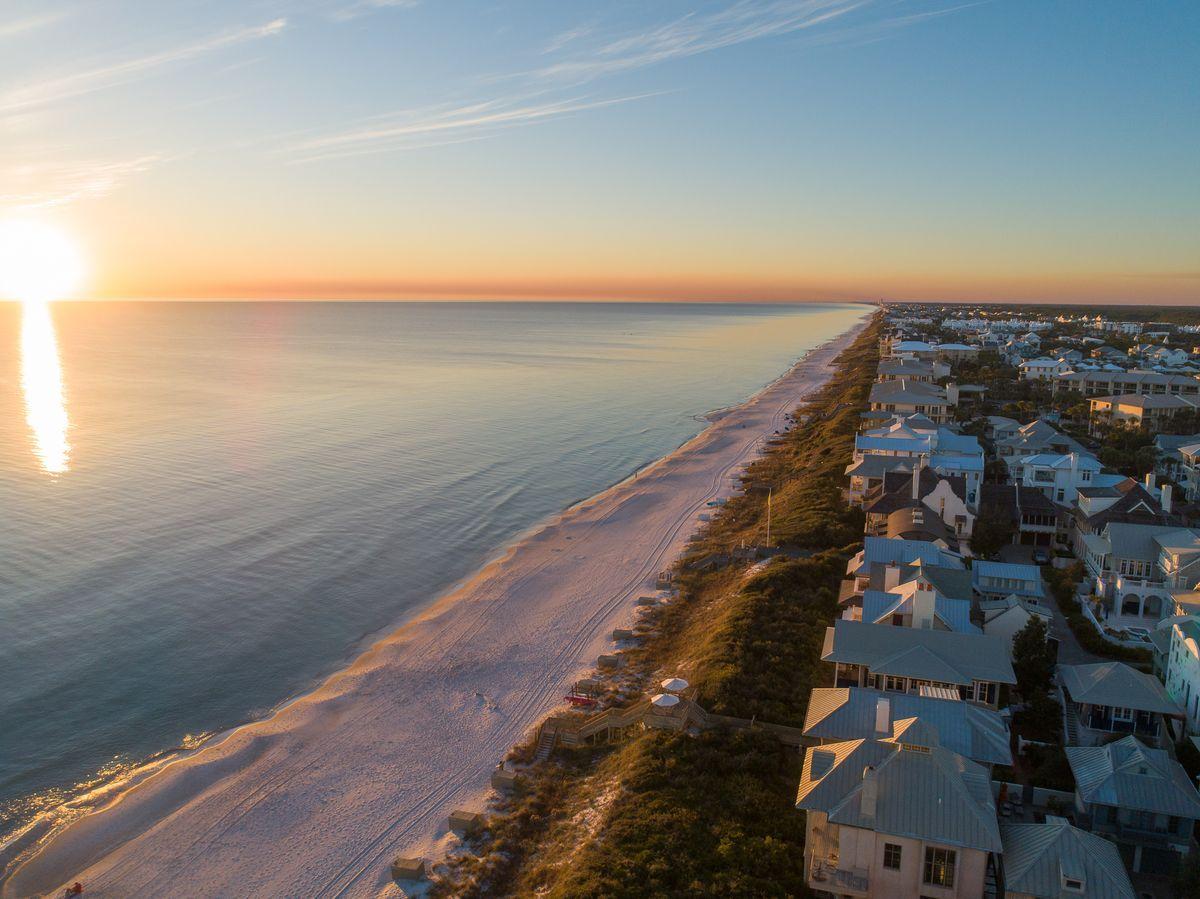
[531,0,870,83]
[328,0,419,22]
[0,18,287,115]
[284,92,665,163]
[0,155,164,210]
[0,9,69,41]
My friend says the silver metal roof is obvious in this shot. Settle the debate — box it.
[803,687,1011,767]
[796,738,1002,853]
[1000,821,1135,899]
[822,620,1016,686]
[1058,661,1181,715]
[1066,736,1200,818]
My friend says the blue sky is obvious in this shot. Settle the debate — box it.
[1,0,1197,302]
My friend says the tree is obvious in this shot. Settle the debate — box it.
[970,509,1015,558]
[1012,615,1056,700]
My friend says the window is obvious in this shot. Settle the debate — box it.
[1113,706,1134,723]
[883,843,902,870]
[923,847,956,888]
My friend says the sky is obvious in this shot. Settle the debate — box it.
[0,0,1197,304]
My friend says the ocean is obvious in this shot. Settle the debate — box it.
[0,299,865,834]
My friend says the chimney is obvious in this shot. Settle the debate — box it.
[884,564,901,591]
[874,697,891,735]
[860,766,877,818]
[912,459,922,501]
[1146,471,1155,490]
[913,582,936,630]
[1163,484,1173,515]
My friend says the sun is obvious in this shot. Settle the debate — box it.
[0,219,86,302]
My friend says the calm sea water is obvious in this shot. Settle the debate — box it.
[0,300,864,830]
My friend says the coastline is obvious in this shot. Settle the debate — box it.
[1,314,868,899]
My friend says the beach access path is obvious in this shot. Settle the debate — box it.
[3,317,867,899]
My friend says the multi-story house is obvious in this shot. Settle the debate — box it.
[996,419,1085,480]
[1018,358,1068,381]
[1089,393,1200,433]
[797,727,1002,898]
[822,619,1016,708]
[868,379,952,423]
[1053,369,1200,398]
[1065,736,1200,875]
[1164,617,1200,734]
[1079,522,1200,619]
[1019,452,1122,505]
[1058,661,1182,747]
[862,467,973,539]
[979,484,1060,549]
[876,358,949,383]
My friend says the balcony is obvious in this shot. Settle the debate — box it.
[809,855,870,895]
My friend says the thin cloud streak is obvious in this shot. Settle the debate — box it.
[531,0,870,82]
[285,92,667,163]
[0,10,69,40]
[0,155,165,210]
[0,19,287,115]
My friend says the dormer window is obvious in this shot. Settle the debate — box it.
[1062,876,1084,892]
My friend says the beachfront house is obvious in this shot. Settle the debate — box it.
[845,537,963,595]
[1058,661,1182,747]
[803,687,1012,770]
[796,728,1001,899]
[862,467,973,539]
[1065,736,1200,875]
[822,619,1016,708]
[998,819,1136,899]
[868,380,952,424]
[860,576,977,633]
[876,358,949,383]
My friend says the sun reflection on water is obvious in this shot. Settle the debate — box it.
[20,300,70,474]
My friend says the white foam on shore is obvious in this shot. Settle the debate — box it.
[2,316,868,899]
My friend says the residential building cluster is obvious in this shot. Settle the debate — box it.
[797,304,1200,899]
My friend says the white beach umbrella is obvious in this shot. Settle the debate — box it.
[650,693,680,708]
[660,678,689,693]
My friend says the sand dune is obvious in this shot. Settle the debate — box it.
[2,318,865,899]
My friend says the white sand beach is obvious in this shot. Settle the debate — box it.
[2,317,866,899]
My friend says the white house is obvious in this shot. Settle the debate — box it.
[1019,358,1070,382]
[1019,452,1121,505]
[1165,617,1200,735]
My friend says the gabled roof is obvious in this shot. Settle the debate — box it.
[1058,662,1180,715]
[979,483,1057,519]
[1102,522,1189,562]
[845,456,917,479]
[1066,736,1200,818]
[803,687,1011,766]
[822,620,1016,686]
[1019,452,1102,471]
[1000,821,1135,899]
[973,560,1042,583]
[861,589,977,634]
[859,536,962,571]
[796,739,1002,852]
